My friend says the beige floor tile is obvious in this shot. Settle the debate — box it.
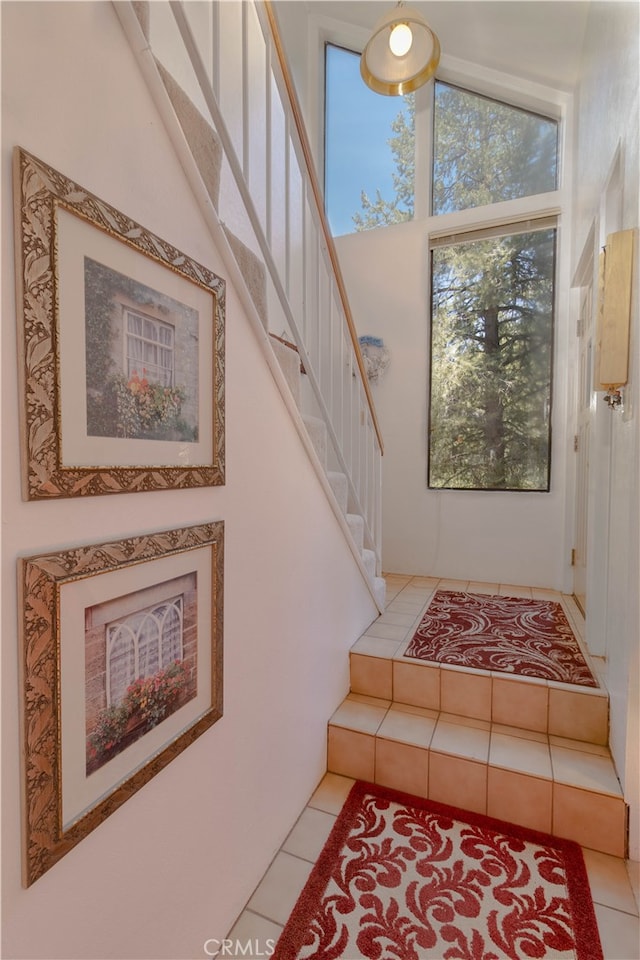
[393,661,440,710]
[439,712,490,731]
[407,576,441,587]
[392,701,440,720]
[627,859,640,915]
[490,731,552,779]
[246,851,313,925]
[347,692,392,708]
[431,717,490,762]
[352,635,404,658]
[549,734,610,758]
[436,579,469,591]
[327,726,375,780]
[487,768,552,833]
[350,653,393,700]
[429,753,487,814]
[308,773,355,814]
[226,911,283,958]
[386,599,428,615]
[498,584,533,598]
[553,784,626,857]
[282,807,337,862]
[491,722,547,743]
[548,687,608,744]
[377,705,437,747]
[467,581,499,594]
[531,587,562,600]
[378,610,420,628]
[550,745,622,796]
[594,904,640,960]
[491,674,549,732]
[375,739,429,797]
[383,572,411,581]
[583,849,640,914]
[441,668,492,721]
[364,621,412,642]
[329,696,388,734]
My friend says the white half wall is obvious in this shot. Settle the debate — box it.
[1,3,377,957]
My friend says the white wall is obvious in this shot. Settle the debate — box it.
[571,0,640,859]
[336,217,571,589]
[1,3,378,957]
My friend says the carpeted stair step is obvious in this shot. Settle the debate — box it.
[373,577,386,610]
[302,415,327,467]
[346,514,364,552]
[326,693,626,858]
[362,548,377,580]
[327,471,348,514]
[270,335,302,407]
[223,228,268,329]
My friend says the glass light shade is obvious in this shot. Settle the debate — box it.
[389,22,413,57]
[360,3,440,96]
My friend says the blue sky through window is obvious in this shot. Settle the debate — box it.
[325,44,409,237]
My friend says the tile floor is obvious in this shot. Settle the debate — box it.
[226,576,639,958]
[229,772,640,959]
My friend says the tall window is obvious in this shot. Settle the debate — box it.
[106,596,184,706]
[432,81,558,215]
[429,225,556,491]
[324,43,414,235]
[125,309,175,386]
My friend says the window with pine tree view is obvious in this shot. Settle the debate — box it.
[429,226,556,491]
[432,82,558,214]
[429,83,558,491]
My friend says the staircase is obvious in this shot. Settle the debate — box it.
[328,575,627,858]
[270,336,386,609]
[116,0,386,611]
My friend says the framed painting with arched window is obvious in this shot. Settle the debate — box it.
[19,521,224,886]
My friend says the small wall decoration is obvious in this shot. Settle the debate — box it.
[358,335,390,383]
[19,521,224,886]
[13,147,225,499]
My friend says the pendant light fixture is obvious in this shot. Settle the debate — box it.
[360,1,441,96]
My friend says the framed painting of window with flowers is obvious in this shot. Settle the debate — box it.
[13,147,225,499]
[19,521,224,886]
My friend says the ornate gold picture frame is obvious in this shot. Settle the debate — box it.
[19,521,224,886]
[13,147,225,499]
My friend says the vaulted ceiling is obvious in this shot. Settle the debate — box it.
[303,1,592,91]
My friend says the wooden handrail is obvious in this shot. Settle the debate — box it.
[262,0,384,454]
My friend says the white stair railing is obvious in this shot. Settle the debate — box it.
[142,0,383,569]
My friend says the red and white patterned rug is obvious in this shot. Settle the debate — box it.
[403,591,598,687]
[274,782,602,960]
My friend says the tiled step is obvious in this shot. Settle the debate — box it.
[327,693,627,858]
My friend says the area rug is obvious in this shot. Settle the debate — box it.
[273,781,602,960]
[403,591,598,687]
